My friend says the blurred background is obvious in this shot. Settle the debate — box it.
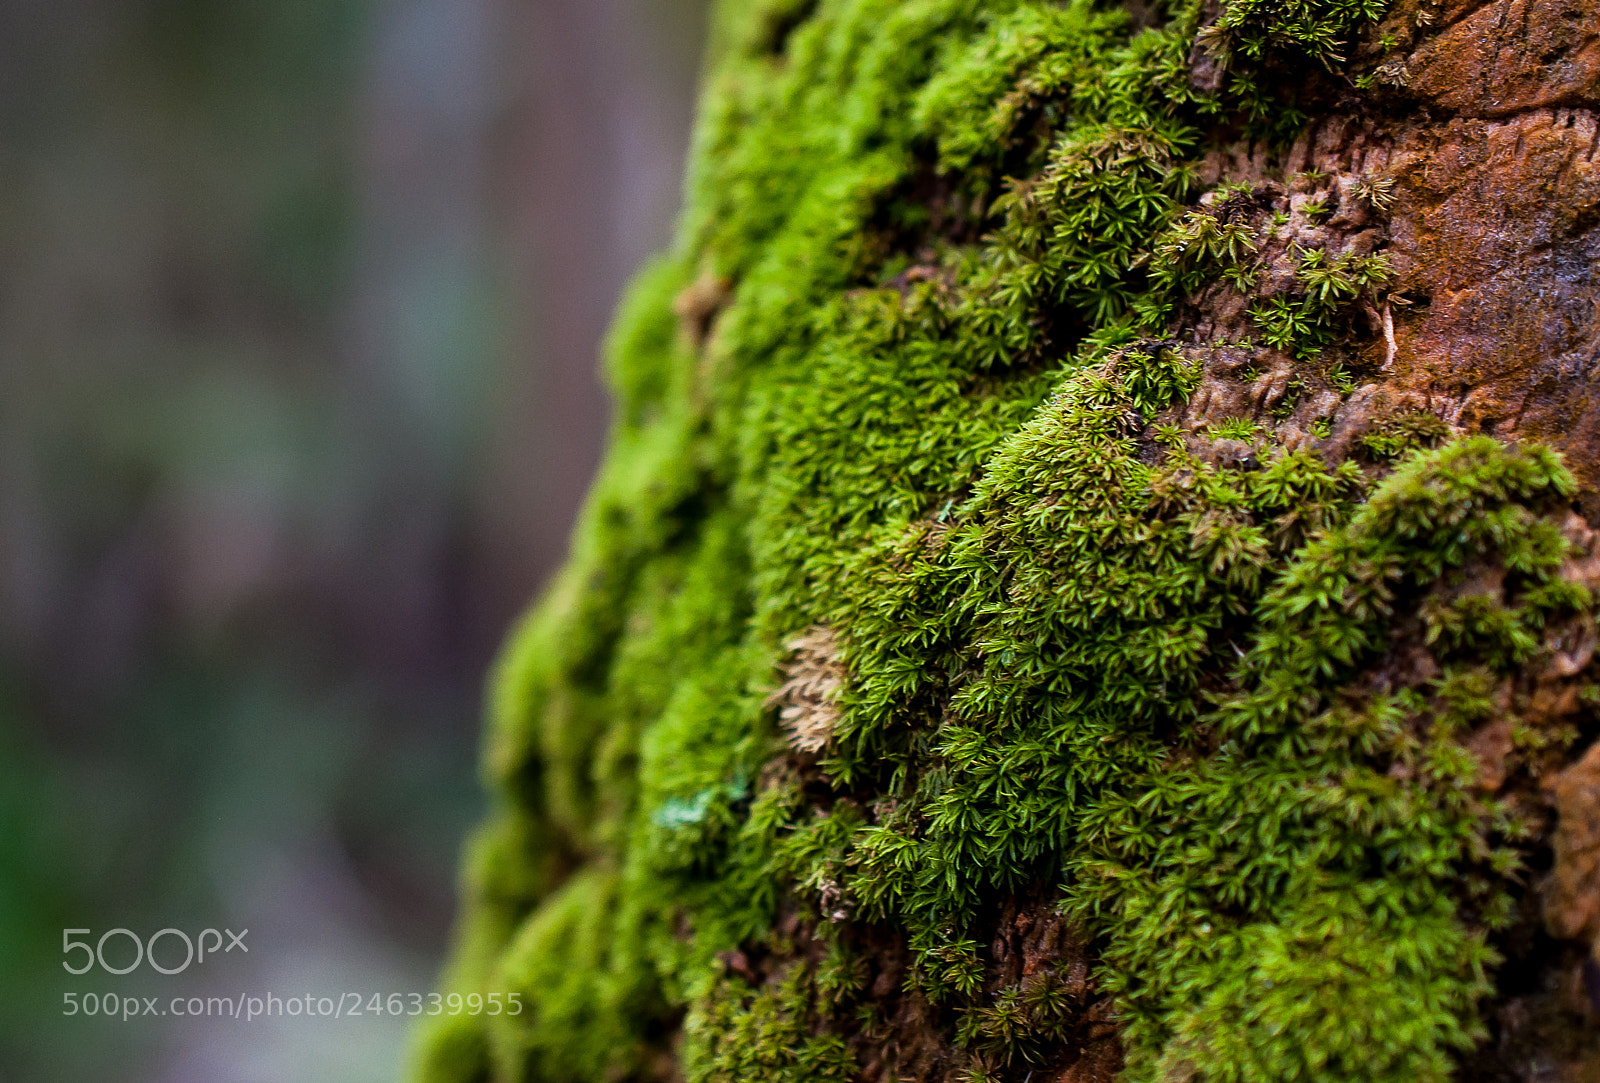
[0,0,708,1078]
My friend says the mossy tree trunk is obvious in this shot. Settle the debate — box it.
[415,1,1600,1081]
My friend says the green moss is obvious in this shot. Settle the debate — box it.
[915,3,1125,179]
[685,963,857,1083]
[403,0,1597,1081]
[1139,189,1394,357]
[413,1013,492,1083]
[1207,0,1389,69]
[1062,437,1581,1081]
[1360,408,1452,461]
[1249,247,1392,357]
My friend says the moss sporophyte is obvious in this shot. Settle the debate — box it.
[413,1,1600,1081]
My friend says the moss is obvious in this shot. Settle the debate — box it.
[1062,437,1583,1081]
[1206,0,1390,69]
[1360,408,1453,462]
[413,1014,491,1083]
[1138,185,1395,358]
[685,963,857,1083]
[407,0,1600,1081]
[1251,248,1393,358]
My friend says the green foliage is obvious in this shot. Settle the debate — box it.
[1206,0,1389,69]
[1139,194,1393,356]
[404,0,1600,1081]
[1061,437,1583,1081]
[1296,247,1391,305]
[915,3,1126,177]
[1360,408,1452,461]
[1250,248,1392,357]
[685,964,856,1083]
[956,972,1083,1064]
[1207,416,1263,440]
[1149,896,1488,1082]
[1148,203,1263,297]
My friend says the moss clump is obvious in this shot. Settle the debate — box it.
[1064,437,1583,1081]
[1250,247,1393,357]
[685,963,857,1083]
[1137,184,1395,359]
[410,1,1600,1081]
[1360,408,1453,461]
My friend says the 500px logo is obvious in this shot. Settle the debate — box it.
[62,928,248,976]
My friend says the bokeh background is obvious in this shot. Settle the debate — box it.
[0,0,708,1078]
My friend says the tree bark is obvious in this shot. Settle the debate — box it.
[415,1,1600,1081]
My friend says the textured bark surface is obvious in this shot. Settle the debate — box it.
[1233,3,1600,493]
[416,1,1600,1081]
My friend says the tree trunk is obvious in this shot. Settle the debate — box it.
[414,1,1600,1081]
